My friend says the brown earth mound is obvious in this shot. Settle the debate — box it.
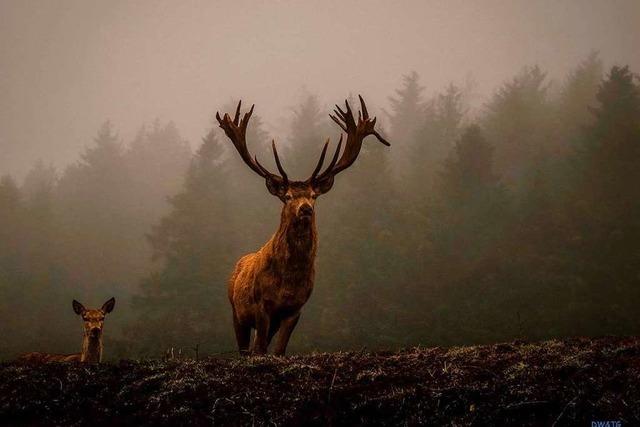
[1,336,638,426]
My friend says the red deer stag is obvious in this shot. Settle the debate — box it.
[18,298,115,363]
[217,96,389,355]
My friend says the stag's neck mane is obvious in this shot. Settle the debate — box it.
[269,212,318,269]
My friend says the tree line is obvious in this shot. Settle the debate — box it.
[1,53,639,359]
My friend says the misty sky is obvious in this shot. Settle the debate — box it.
[1,0,639,179]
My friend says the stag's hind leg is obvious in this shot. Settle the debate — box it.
[267,318,281,348]
[232,315,251,356]
[273,313,300,356]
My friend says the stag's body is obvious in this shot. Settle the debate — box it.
[17,298,115,363]
[217,96,389,355]
[229,191,318,354]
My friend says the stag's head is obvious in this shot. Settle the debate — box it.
[216,96,390,223]
[72,298,115,340]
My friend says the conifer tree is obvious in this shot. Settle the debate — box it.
[55,121,132,297]
[130,128,235,356]
[556,51,603,147]
[483,66,553,186]
[286,93,332,177]
[386,71,425,174]
[572,66,640,333]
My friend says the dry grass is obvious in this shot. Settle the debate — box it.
[1,336,639,426]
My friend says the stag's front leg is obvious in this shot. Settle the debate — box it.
[273,313,301,356]
[232,315,251,356]
[253,311,271,355]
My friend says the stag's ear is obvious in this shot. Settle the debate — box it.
[101,297,116,314]
[312,175,335,195]
[265,176,287,199]
[72,300,85,315]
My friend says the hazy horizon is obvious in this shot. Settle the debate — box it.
[2,0,639,179]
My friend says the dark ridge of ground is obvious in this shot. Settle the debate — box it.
[0,336,638,426]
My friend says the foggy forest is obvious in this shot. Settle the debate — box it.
[2,2,640,424]
[2,50,639,359]
[0,0,638,354]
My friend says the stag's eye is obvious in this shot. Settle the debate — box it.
[284,194,293,201]
[311,193,318,199]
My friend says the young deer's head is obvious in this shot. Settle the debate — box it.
[72,298,115,362]
[216,96,390,226]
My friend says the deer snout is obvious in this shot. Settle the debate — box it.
[298,203,313,217]
[90,327,101,338]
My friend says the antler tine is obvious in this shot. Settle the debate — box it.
[343,99,356,127]
[334,104,347,120]
[254,155,270,176]
[241,104,255,127]
[319,95,390,179]
[358,94,369,120]
[309,138,330,180]
[329,114,347,132]
[373,129,391,146]
[271,140,288,182]
[314,134,342,181]
[217,101,284,181]
[324,134,343,174]
[233,101,242,125]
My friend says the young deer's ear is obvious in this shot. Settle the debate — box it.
[101,297,116,314]
[265,176,287,199]
[72,300,85,315]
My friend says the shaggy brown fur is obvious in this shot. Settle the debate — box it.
[229,184,319,355]
[18,298,115,363]
[218,96,389,355]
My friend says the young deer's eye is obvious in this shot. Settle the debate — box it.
[311,193,318,199]
[285,194,293,201]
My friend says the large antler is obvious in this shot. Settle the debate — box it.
[309,95,390,184]
[216,101,288,184]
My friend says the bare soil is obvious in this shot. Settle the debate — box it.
[1,336,638,426]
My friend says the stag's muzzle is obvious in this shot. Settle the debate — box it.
[298,203,313,217]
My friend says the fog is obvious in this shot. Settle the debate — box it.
[1,0,638,178]
[1,1,640,359]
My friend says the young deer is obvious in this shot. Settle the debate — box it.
[18,298,115,363]
[217,96,389,355]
